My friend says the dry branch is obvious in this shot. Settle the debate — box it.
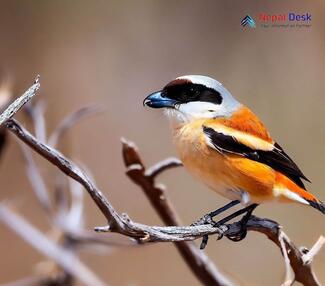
[25,99,47,142]
[122,139,233,286]
[0,87,116,286]
[0,204,107,286]
[19,142,53,214]
[1,78,324,286]
[5,117,324,286]
[0,76,39,125]
[48,105,104,148]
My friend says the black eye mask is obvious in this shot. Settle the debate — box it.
[162,83,223,105]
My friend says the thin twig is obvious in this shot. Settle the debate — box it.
[246,217,322,286]
[122,138,234,286]
[48,105,104,148]
[18,141,52,214]
[145,157,182,178]
[0,76,40,125]
[66,179,84,229]
[0,204,107,286]
[19,98,54,215]
[6,119,120,224]
[25,99,47,142]
[303,236,325,265]
[279,231,295,286]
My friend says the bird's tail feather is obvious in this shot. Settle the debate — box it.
[294,186,325,214]
[275,173,325,215]
[307,199,325,214]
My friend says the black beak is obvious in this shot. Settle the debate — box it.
[143,91,178,109]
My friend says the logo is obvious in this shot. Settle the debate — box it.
[259,12,312,22]
[241,15,256,28]
[241,13,312,29]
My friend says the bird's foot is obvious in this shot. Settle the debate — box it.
[191,213,219,227]
[191,214,223,250]
[226,221,248,242]
[200,235,209,249]
[191,200,241,227]
[225,212,253,242]
[192,203,257,248]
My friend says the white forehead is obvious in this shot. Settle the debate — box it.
[176,75,233,98]
[176,75,222,88]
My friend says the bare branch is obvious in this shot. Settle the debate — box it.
[0,76,40,126]
[66,179,84,229]
[5,119,225,240]
[24,99,47,142]
[3,114,323,285]
[55,179,85,233]
[279,231,295,286]
[303,236,325,265]
[48,105,104,148]
[122,138,234,286]
[17,141,52,213]
[0,204,107,286]
[5,119,120,225]
[245,217,321,286]
[65,228,135,248]
[145,157,182,178]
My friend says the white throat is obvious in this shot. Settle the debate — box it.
[164,100,242,127]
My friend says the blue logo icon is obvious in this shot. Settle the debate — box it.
[241,15,256,28]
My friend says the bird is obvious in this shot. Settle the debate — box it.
[143,75,325,234]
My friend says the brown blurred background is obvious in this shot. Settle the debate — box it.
[0,0,324,285]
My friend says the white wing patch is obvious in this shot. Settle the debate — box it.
[204,133,223,154]
[204,124,274,152]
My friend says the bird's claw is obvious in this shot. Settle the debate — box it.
[192,215,223,249]
[191,214,219,227]
[200,235,209,249]
[226,218,249,242]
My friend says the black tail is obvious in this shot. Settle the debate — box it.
[307,199,325,214]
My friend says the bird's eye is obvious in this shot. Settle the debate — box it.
[187,87,200,100]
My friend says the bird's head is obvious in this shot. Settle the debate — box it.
[143,75,241,123]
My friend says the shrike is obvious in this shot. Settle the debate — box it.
[143,75,324,238]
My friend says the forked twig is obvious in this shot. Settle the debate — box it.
[122,138,233,286]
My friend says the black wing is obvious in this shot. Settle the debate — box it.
[203,126,310,190]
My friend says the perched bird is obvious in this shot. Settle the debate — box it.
[143,75,325,226]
